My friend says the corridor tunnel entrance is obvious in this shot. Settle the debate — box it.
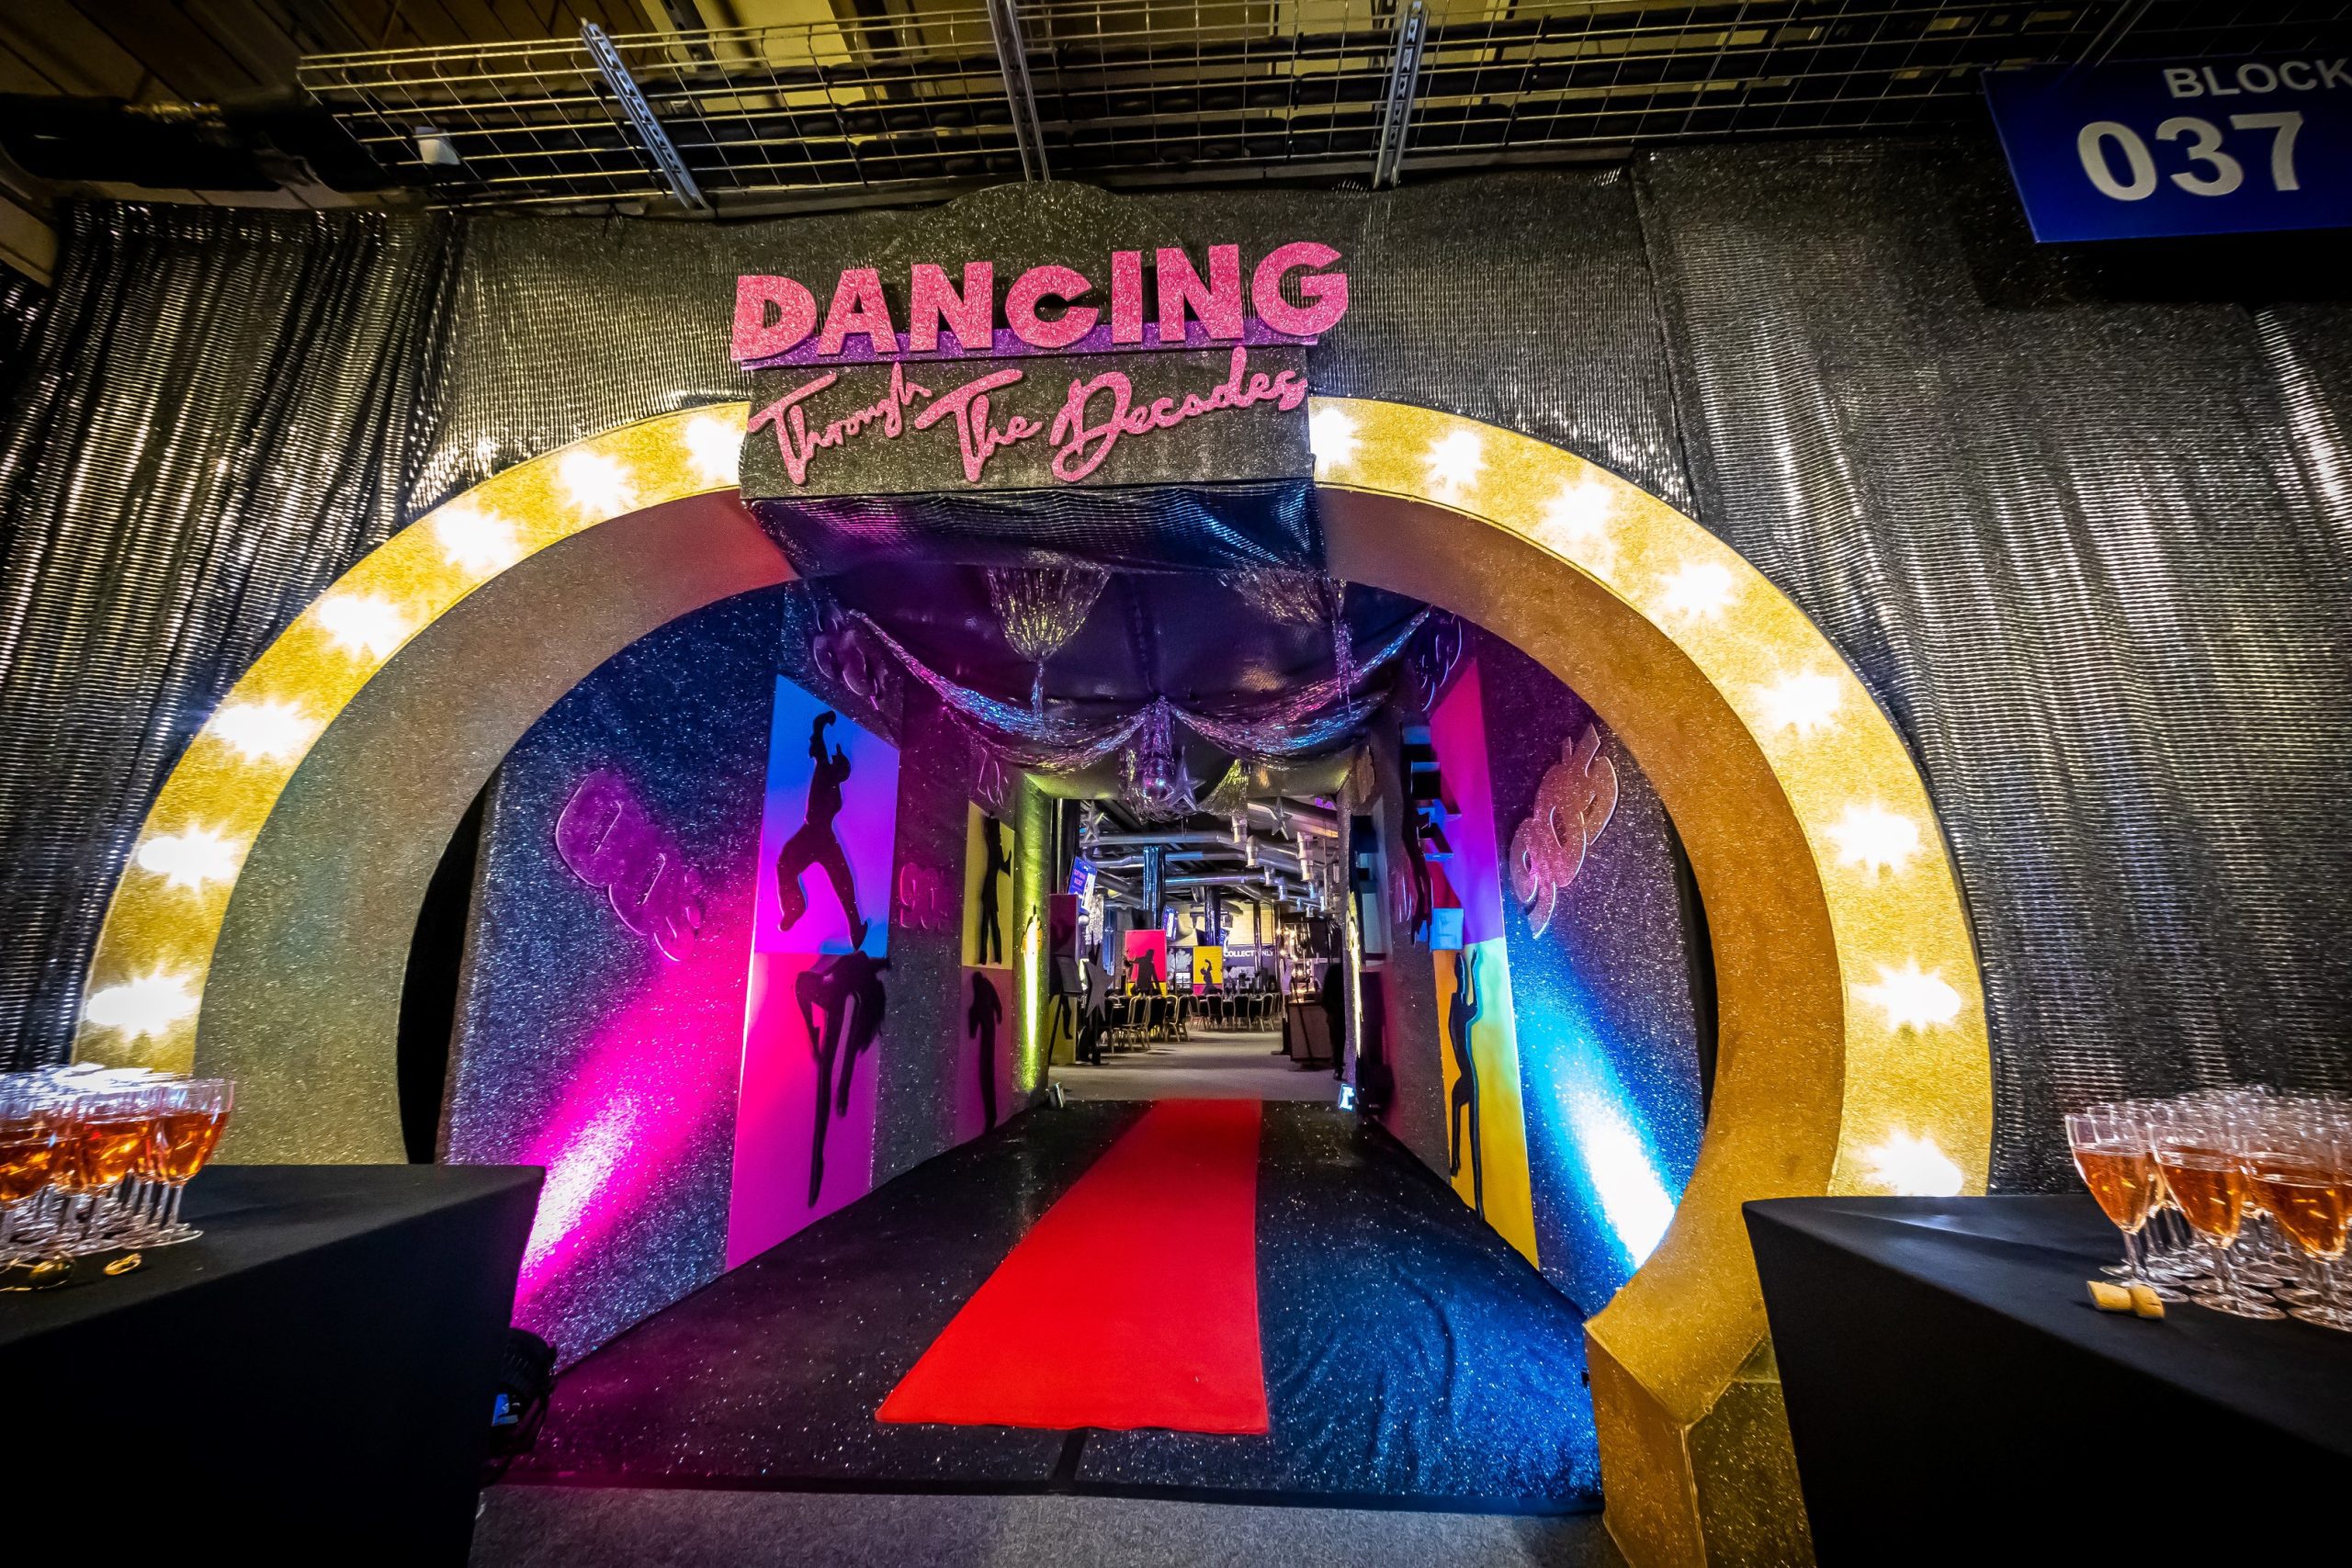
[75,397,1989,1559]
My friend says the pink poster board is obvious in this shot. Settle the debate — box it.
[1122,928,1169,987]
[726,681,899,1268]
[1428,657,1506,947]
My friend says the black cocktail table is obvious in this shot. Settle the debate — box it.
[1747,1195,2352,1562]
[1,1163,540,1562]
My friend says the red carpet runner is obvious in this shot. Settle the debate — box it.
[877,1098,1269,1434]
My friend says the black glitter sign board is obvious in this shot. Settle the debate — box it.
[741,345,1318,577]
[740,344,1312,500]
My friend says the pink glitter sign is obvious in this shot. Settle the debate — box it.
[730,242,1351,368]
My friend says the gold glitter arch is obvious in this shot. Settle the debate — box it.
[1311,397,1989,1566]
[79,399,1990,1565]
[74,409,787,1159]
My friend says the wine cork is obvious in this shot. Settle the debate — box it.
[2127,1284,2165,1319]
[2086,1280,2133,1312]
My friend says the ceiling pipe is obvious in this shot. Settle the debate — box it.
[1089,849,1227,868]
[1090,831,1238,848]
[1093,844,1304,872]
[1248,800,1340,839]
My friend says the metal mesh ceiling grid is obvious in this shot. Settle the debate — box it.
[295,1,2352,209]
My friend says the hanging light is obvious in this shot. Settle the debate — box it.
[985,563,1110,714]
[1118,701,1199,822]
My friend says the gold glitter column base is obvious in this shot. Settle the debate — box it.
[1589,1334,1816,1566]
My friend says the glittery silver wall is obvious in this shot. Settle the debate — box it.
[876,688,982,1185]
[6,141,2348,1193]
[445,588,783,1362]
[0,206,460,1070]
[1636,141,2352,1187]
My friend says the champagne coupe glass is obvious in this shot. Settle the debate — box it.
[2261,1098,2335,1307]
[2249,1116,2351,1331]
[55,1089,159,1255]
[146,1079,232,1244]
[2067,1108,2174,1296]
[2127,1100,2204,1288]
[40,1088,100,1253]
[2227,1089,2299,1287]
[2154,1110,2283,1320]
[0,1084,61,1265]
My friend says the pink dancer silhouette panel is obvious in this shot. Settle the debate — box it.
[727,680,900,1268]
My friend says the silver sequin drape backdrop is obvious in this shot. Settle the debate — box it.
[2,140,2346,1188]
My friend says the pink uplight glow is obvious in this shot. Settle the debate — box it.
[509,883,751,1328]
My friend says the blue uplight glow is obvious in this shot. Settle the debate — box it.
[1566,1086,1676,1269]
[1513,955,1690,1291]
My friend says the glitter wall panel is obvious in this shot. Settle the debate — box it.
[445,587,784,1364]
[725,679,899,1268]
[1475,630,1704,1315]
[1303,168,1690,513]
[870,689,977,1185]
[1637,142,2352,1187]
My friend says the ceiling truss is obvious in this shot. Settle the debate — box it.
[295,2,2352,215]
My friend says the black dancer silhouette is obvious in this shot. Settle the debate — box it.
[796,949,888,1206]
[1446,947,1486,1218]
[976,817,1010,964]
[776,711,866,949]
[967,973,1003,1130]
[1075,959,1110,1066]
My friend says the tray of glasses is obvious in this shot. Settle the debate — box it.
[1,1066,233,1291]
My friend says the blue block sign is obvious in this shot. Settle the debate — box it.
[1983,57,2352,242]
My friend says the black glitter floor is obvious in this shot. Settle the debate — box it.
[1079,1107,1600,1509]
[509,1102,1600,1512]
[510,1103,1148,1487]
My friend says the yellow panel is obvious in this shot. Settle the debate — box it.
[1431,938,1541,1270]
[961,803,1015,968]
[1469,940,1540,1269]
